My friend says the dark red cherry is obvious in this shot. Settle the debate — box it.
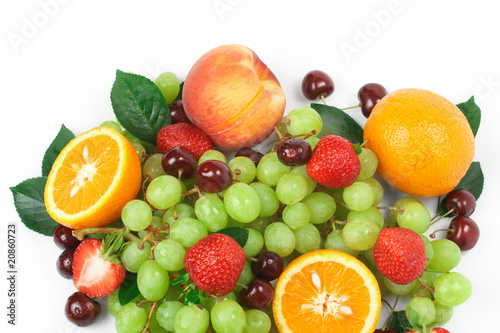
[169,100,192,124]
[235,147,263,168]
[276,138,312,166]
[53,224,81,250]
[238,278,275,310]
[445,189,476,217]
[161,146,197,180]
[357,83,388,118]
[65,292,101,326]
[447,216,480,251]
[251,251,284,281]
[301,70,334,100]
[57,249,75,279]
[195,160,233,193]
[374,329,398,333]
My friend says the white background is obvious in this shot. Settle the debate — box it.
[1,0,500,332]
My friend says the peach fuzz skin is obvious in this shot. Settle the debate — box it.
[183,44,286,151]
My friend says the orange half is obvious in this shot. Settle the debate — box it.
[44,126,141,229]
[273,249,381,333]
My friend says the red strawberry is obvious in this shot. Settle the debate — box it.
[72,239,126,298]
[184,233,246,296]
[157,123,212,159]
[373,228,427,285]
[306,135,360,189]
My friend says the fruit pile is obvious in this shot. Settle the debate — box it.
[11,45,483,333]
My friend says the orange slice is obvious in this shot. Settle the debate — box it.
[273,249,381,333]
[45,126,142,229]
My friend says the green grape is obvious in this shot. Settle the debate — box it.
[256,152,290,186]
[384,277,416,295]
[409,271,438,298]
[244,309,272,333]
[115,303,147,333]
[122,199,152,231]
[194,193,228,232]
[99,120,123,133]
[358,177,384,206]
[293,223,321,253]
[325,232,360,257]
[389,196,421,227]
[169,218,208,248]
[347,206,384,230]
[246,216,272,235]
[121,241,152,273]
[137,260,169,301]
[264,222,295,257]
[356,148,378,180]
[433,300,453,326]
[162,203,196,225]
[427,239,461,272]
[243,229,264,257]
[234,261,254,294]
[154,239,186,271]
[155,71,180,104]
[275,117,289,139]
[343,182,374,211]
[406,297,436,327]
[342,218,379,251]
[143,154,167,180]
[226,216,246,228]
[224,183,261,223]
[108,289,143,318]
[229,156,257,184]
[286,106,322,137]
[275,173,308,205]
[123,130,142,145]
[131,142,146,163]
[174,304,210,333]
[203,292,237,313]
[396,202,431,234]
[301,192,336,224]
[211,300,246,333]
[198,149,227,165]
[363,246,376,267]
[421,235,434,262]
[434,272,472,306]
[146,175,182,210]
[249,183,280,217]
[156,301,184,331]
[282,202,311,230]
[290,164,317,196]
[305,136,320,150]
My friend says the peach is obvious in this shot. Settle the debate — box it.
[183,44,286,151]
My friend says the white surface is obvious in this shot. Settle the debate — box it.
[1,0,499,332]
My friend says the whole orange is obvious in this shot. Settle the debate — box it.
[363,88,474,197]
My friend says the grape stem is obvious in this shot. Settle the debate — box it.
[380,295,399,330]
[140,300,158,333]
[72,227,141,243]
[377,206,404,215]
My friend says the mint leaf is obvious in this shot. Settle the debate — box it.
[438,161,484,216]
[42,124,75,176]
[217,227,249,248]
[10,177,58,236]
[170,273,190,286]
[386,310,413,333]
[311,103,364,144]
[457,96,481,137]
[111,70,171,145]
[118,273,140,306]
[185,289,200,306]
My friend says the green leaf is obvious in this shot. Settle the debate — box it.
[10,177,58,236]
[198,290,207,305]
[437,161,484,215]
[175,81,184,101]
[118,274,140,306]
[41,124,75,176]
[311,103,364,144]
[170,273,190,286]
[406,308,420,330]
[185,289,200,306]
[217,227,249,248]
[386,310,413,333]
[456,96,481,137]
[110,70,171,145]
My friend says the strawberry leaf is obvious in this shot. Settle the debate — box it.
[170,273,190,286]
[217,227,249,248]
[10,177,58,236]
[118,273,140,306]
[41,124,75,177]
[457,96,481,137]
[111,70,171,145]
[437,161,484,216]
[311,103,364,144]
[386,310,413,333]
[185,289,200,306]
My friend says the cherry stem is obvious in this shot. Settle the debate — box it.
[72,227,141,243]
[181,186,201,197]
[341,104,360,111]
[247,257,258,262]
[429,228,454,239]
[236,283,248,290]
[381,295,399,330]
[274,125,284,141]
[320,95,327,105]
[430,208,454,225]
